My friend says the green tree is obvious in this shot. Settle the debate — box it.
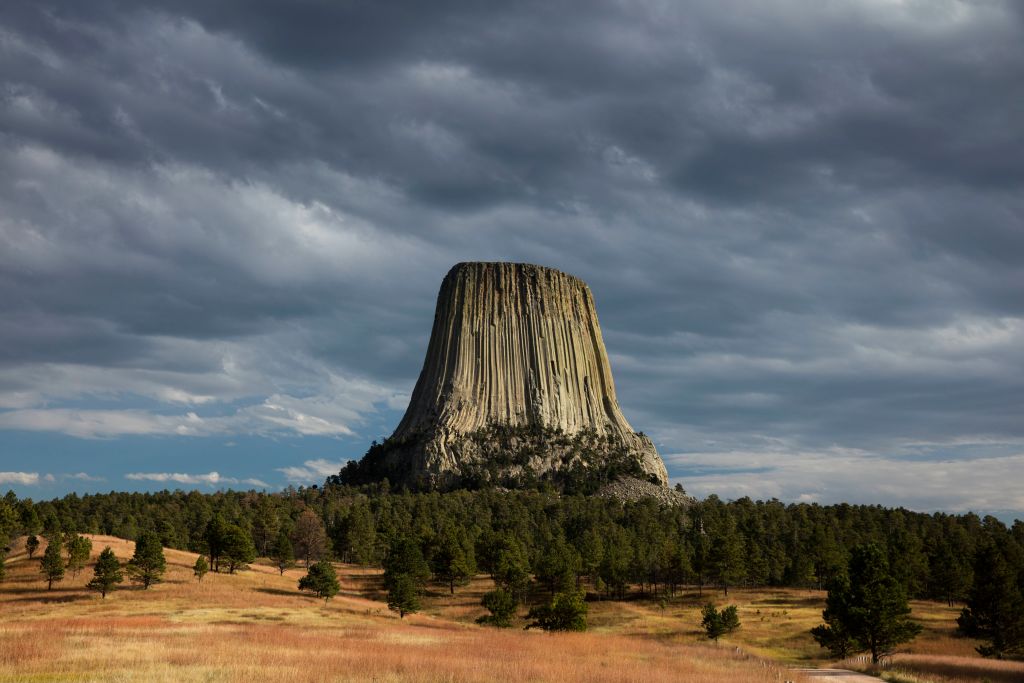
[525,590,588,631]
[477,588,517,627]
[127,531,166,589]
[204,514,229,572]
[220,524,256,574]
[431,531,475,594]
[66,534,93,579]
[957,541,1024,658]
[701,603,740,642]
[708,518,746,596]
[298,560,340,603]
[26,534,40,559]
[534,535,580,596]
[383,536,430,591]
[193,555,209,582]
[87,547,123,598]
[271,531,296,575]
[387,572,421,618]
[40,535,65,589]
[811,543,922,664]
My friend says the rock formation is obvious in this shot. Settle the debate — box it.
[340,261,669,491]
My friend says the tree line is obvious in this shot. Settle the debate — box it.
[1,485,1021,653]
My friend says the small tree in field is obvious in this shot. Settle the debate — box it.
[66,534,93,579]
[298,560,340,604]
[811,543,921,664]
[701,603,740,642]
[193,555,209,582]
[477,588,517,628]
[220,524,256,574]
[40,535,65,589]
[26,534,39,559]
[87,547,123,598]
[271,531,295,575]
[525,590,588,632]
[127,531,166,589]
[387,572,421,618]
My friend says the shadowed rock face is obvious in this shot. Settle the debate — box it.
[350,262,668,491]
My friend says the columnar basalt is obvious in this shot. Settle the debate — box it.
[341,262,669,491]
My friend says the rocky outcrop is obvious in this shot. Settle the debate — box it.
[341,262,669,491]
[595,477,694,507]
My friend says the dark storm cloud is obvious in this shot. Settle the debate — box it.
[1,0,1022,510]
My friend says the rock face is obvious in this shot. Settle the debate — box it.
[346,262,669,491]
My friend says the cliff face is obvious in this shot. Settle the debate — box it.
[351,262,668,491]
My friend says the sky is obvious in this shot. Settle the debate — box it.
[1,0,1022,519]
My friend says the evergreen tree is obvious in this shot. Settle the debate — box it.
[298,560,340,603]
[40,535,65,589]
[477,588,517,627]
[26,534,40,559]
[271,531,296,575]
[127,531,166,589]
[701,603,740,642]
[525,590,588,631]
[430,530,475,594]
[87,547,123,598]
[387,572,421,618]
[957,541,1024,658]
[193,555,209,582]
[66,534,93,579]
[220,524,256,574]
[534,535,580,596]
[204,515,229,572]
[811,543,922,664]
[708,517,746,596]
[383,536,430,592]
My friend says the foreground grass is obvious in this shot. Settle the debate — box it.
[0,536,802,683]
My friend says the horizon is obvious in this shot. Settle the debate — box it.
[2,0,1023,520]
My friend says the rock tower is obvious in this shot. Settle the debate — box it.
[342,262,669,491]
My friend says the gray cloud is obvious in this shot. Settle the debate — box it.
[0,0,1022,512]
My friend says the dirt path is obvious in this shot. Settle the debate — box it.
[793,669,879,682]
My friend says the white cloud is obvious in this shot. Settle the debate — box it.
[66,472,105,482]
[124,471,268,488]
[670,446,1024,514]
[0,471,45,485]
[277,458,348,483]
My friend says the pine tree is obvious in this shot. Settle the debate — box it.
[26,534,40,559]
[383,536,430,592]
[701,603,740,642]
[298,560,340,603]
[387,573,421,618]
[40,535,65,589]
[525,590,588,631]
[66,534,93,579]
[431,531,475,594]
[220,524,256,574]
[193,555,209,582]
[811,543,922,664]
[127,531,166,589]
[476,588,518,627]
[271,531,296,575]
[87,547,123,598]
[957,541,1024,658]
[708,517,745,596]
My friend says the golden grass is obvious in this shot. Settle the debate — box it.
[0,536,804,682]
[841,654,1024,683]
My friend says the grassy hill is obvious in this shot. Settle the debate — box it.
[2,535,1021,682]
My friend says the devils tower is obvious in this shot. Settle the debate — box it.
[340,262,669,491]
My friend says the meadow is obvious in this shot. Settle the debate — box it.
[1,535,1020,682]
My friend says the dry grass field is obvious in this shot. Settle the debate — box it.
[3,535,1021,682]
[0,535,805,683]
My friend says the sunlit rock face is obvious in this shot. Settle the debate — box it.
[342,262,668,491]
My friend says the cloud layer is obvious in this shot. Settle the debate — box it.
[0,0,1022,514]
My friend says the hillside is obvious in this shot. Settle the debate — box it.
[0,535,805,683]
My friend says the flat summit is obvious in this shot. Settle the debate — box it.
[340,262,669,491]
